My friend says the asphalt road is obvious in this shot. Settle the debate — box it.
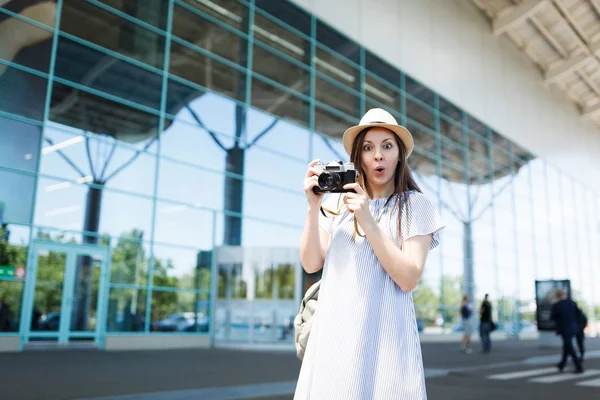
[0,338,598,400]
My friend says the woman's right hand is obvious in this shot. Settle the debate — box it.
[304,159,324,209]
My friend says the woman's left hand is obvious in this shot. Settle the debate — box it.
[342,183,375,228]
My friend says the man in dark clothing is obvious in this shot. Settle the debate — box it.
[575,306,588,362]
[479,294,492,353]
[550,289,584,373]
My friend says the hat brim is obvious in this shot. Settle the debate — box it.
[342,123,414,158]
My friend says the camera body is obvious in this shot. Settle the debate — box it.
[312,161,357,194]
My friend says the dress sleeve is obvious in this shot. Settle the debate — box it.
[401,192,445,250]
[318,193,343,235]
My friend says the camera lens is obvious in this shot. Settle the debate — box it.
[318,172,341,190]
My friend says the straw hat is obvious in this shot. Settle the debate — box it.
[342,108,414,158]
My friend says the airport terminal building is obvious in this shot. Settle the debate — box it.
[0,0,599,352]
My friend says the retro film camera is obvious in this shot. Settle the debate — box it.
[312,161,357,194]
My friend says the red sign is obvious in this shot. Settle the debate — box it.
[14,266,26,279]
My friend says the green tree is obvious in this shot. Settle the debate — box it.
[0,225,28,331]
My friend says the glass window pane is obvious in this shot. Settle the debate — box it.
[366,51,399,87]
[178,0,248,31]
[49,82,160,151]
[315,47,359,92]
[172,2,248,65]
[406,98,435,131]
[96,0,170,29]
[251,79,309,128]
[150,290,209,333]
[0,225,29,333]
[316,76,360,121]
[441,137,465,171]
[439,96,462,124]
[154,202,214,250]
[169,40,246,102]
[0,170,35,225]
[253,44,309,96]
[255,0,311,36]
[0,7,54,73]
[405,75,434,106]
[40,126,157,197]
[254,12,310,67]
[316,21,359,64]
[0,117,41,173]
[106,287,147,332]
[110,236,149,286]
[0,65,47,122]
[157,158,223,210]
[54,36,163,111]
[61,0,165,69]
[246,108,309,160]
[151,245,212,291]
[314,106,357,140]
[34,176,153,242]
[311,133,348,164]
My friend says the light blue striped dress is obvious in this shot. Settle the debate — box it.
[294,190,445,400]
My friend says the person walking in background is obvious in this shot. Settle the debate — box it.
[575,303,588,363]
[550,289,584,373]
[479,294,492,353]
[460,295,473,354]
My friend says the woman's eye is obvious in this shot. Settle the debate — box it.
[384,143,393,149]
[363,145,372,151]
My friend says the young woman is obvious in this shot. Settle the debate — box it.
[460,295,474,354]
[295,108,445,400]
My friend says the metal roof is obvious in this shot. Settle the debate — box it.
[471,0,600,126]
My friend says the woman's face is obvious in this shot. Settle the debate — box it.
[360,127,400,190]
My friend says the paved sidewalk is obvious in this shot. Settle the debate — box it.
[0,338,598,400]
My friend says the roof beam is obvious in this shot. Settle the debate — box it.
[544,41,600,84]
[581,102,600,117]
[545,53,590,84]
[493,0,548,36]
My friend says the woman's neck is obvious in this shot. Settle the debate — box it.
[369,182,395,200]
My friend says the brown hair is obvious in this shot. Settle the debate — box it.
[349,127,421,240]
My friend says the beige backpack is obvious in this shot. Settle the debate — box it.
[293,280,320,361]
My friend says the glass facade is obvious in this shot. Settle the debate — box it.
[0,0,598,346]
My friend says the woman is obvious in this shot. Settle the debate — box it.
[460,295,473,354]
[295,108,445,399]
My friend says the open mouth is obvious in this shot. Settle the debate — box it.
[375,167,385,173]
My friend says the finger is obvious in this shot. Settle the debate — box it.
[308,167,321,176]
[343,182,363,194]
[304,177,319,190]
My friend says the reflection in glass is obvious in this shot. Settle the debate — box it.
[253,44,309,95]
[315,77,360,121]
[61,0,165,69]
[251,79,309,128]
[316,21,359,64]
[30,249,66,332]
[1,66,47,122]
[110,233,149,286]
[151,245,212,291]
[150,291,209,333]
[255,0,311,36]
[106,287,147,332]
[97,0,169,29]
[54,36,163,111]
[0,170,35,225]
[0,117,41,173]
[70,254,102,332]
[0,280,24,332]
[0,3,54,74]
